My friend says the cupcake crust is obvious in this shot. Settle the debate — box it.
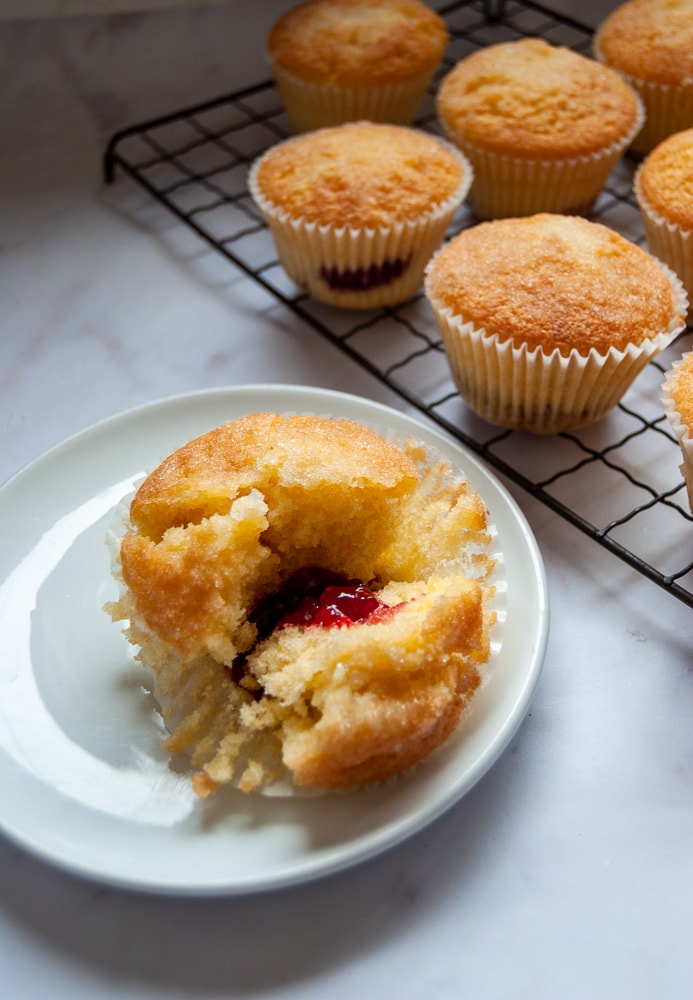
[267,0,449,86]
[425,214,681,355]
[594,0,693,88]
[251,121,467,228]
[436,38,641,160]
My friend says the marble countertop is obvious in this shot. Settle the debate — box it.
[1,3,691,999]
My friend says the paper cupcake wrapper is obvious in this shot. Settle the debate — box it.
[269,61,436,132]
[248,138,473,309]
[441,93,644,219]
[427,259,687,434]
[602,72,693,154]
[634,166,693,319]
[662,349,693,513]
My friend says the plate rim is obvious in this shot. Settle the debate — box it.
[0,384,549,896]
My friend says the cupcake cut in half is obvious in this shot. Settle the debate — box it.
[593,0,693,154]
[425,213,687,433]
[267,0,449,132]
[436,38,643,219]
[248,121,472,309]
[107,413,498,796]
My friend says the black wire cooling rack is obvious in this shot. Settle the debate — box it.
[104,0,693,609]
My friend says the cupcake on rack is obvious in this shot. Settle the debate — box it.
[436,37,643,219]
[662,350,693,512]
[593,0,693,154]
[424,213,687,433]
[248,120,472,309]
[634,128,693,317]
[267,0,449,132]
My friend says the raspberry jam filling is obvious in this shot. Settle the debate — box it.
[253,567,395,634]
[228,568,398,695]
[278,579,391,628]
[319,256,411,292]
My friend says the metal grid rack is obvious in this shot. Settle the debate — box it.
[104,0,693,609]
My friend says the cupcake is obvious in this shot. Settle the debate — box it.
[248,121,472,309]
[107,413,496,795]
[634,128,693,317]
[424,214,687,433]
[662,350,693,511]
[267,0,449,132]
[436,38,643,219]
[593,0,693,154]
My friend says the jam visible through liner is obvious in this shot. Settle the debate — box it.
[320,256,411,292]
[228,568,401,696]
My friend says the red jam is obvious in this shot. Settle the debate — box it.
[251,567,394,636]
[319,256,411,292]
[278,580,392,628]
[228,569,397,695]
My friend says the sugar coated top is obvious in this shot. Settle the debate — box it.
[267,0,448,86]
[436,38,641,159]
[425,213,681,355]
[594,0,693,88]
[251,122,468,228]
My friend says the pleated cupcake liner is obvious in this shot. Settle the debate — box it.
[269,61,436,133]
[426,258,687,434]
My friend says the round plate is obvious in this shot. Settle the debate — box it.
[0,385,548,895]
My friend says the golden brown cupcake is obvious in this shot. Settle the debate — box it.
[107,413,496,795]
[248,121,472,309]
[424,214,687,433]
[662,349,693,511]
[593,0,693,154]
[635,128,693,317]
[436,37,643,219]
[267,0,449,132]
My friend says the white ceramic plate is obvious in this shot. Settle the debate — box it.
[0,385,548,896]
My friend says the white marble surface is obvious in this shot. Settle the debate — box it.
[1,3,692,999]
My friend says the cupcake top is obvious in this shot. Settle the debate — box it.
[594,0,693,88]
[267,0,449,86]
[635,128,693,232]
[425,214,683,356]
[664,351,693,432]
[250,121,469,228]
[436,38,642,160]
[129,412,417,544]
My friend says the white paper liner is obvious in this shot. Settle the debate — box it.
[107,416,506,799]
[248,134,473,309]
[661,349,693,512]
[634,164,693,321]
[268,60,436,132]
[439,91,644,219]
[426,257,688,434]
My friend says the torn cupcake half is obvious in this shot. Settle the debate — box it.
[106,412,497,796]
